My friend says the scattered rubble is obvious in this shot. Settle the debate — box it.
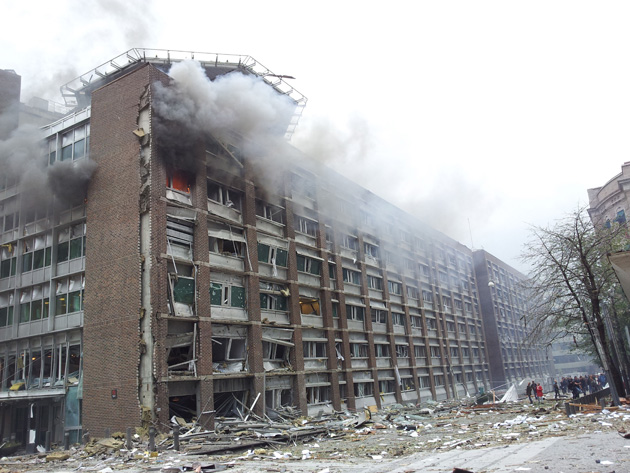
[0,395,628,472]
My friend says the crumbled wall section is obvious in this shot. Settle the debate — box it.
[83,64,153,436]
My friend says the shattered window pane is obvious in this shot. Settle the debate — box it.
[173,277,195,304]
[231,286,245,308]
[210,283,222,305]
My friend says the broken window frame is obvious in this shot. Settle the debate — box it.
[299,296,320,316]
[430,346,442,359]
[342,268,360,285]
[211,336,247,362]
[210,281,246,308]
[354,381,374,398]
[414,345,426,358]
[350,342,368,358]
[0,243,17,279]
[294,215,318,236]
[391,312,405,326]
[55,275,84,316]
[363,242,379,258]
[257,242,288,267]
[302,340,327,359]
[374,343,390,358]
[341,234,359,251]
[207,180,243,211]
[168,270,197,317]
[388,280,402,295]
[401,377,414,391]
[296,253,321,276]
[167,217,194,261]
[371,309,387,324]
[396,344,409,358]
[259,281,289,312]
[208,222,246,259]
[166,169,190,194]
[379,379,396,394]
[166,323,198,375]
[18,285,49,323]
[306,385,331,405]
[255,200,284,224]
[410,315,422,329]
[345,304,365,321]
[367,275,382,290]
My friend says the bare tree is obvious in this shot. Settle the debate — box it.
[522,207,627,398]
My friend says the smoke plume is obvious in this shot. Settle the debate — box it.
[0,121,97,211]
[152,60,296,172]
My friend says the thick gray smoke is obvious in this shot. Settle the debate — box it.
[0,122,97,211]
[152,60,296,172]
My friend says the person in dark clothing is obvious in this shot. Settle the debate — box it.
[553,380,560,399]
[526,382,533,403]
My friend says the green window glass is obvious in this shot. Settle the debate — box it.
[19,302,30,323]
[310,259,321,275]
[57,242,69,262]
[45,247,52,266]
[275,248,288,267]
[210,283,222,305]
[257,243,270,263]
[231,286,246,308]
[69,238,82,260]
[277,295,287,311]
[68,291,82,312]
[329,264,336,279]
[260,293,268,309]
[0,307,7,326]
[297,254,306,272]
[173,277,195,304]
[56,294,67,315]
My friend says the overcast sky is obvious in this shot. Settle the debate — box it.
[3,1,630,273]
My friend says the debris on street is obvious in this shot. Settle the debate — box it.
[0,395,628,472]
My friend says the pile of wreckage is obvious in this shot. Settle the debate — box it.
[1,393,629,472]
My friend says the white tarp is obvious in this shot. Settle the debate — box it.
[499,383,519,403]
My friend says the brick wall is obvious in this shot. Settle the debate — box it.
[83,64,153,436]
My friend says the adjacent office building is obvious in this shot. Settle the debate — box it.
[473,250,554,389]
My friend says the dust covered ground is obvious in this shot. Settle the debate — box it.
[1,396,629,473]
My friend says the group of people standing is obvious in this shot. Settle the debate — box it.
[559,374,606,398]
[525,381,544,404]
[525,373,607,403]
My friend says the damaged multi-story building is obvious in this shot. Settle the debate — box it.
[0,49,551,447]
